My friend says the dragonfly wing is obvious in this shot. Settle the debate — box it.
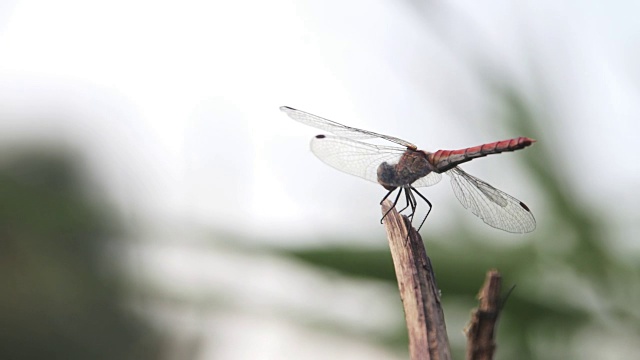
[281,106,417,148]
[448,167,536,233]
[310,135,405,184]
[411,172,442,187]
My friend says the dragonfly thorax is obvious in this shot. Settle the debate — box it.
[376,150,434,190]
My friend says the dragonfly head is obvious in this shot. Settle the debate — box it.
[377,162,399,190]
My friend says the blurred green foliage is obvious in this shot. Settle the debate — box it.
[0,149,162,360]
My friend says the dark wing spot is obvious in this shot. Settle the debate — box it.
[519,202,531,211]
[315,134,326,139]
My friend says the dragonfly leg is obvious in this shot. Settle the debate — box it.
[379,187,396,204]
[406,187,418,222]
[410,186,433,231]
[397,187,412,214]
[380,188,403,224]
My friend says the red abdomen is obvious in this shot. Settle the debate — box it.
[428,137,535,173]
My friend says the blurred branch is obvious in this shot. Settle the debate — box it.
[465,270,503,360]
[381,200,451,360]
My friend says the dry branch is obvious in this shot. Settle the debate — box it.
[465,270,503,360]
[381,200,451,360]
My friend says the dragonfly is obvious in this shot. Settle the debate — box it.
[281,106,536,233]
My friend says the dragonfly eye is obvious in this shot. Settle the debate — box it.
[377,162,398,188]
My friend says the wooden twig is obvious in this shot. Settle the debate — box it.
[381,200,451,360]
[465,270,503,360]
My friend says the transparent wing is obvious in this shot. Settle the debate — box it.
[281,106,417,149]
[309,135,406,184]
[412,172,442,187]
[448,167,536,233]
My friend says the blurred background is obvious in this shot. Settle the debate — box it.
[1,1,639,359]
